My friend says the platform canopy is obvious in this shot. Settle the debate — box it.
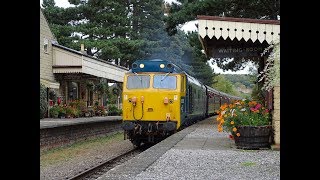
[197,15,280,59]
[52,43,128,82]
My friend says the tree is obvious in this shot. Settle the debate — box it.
[42,0,143,67]
[182,32,217,86]
[164,0,279,73]
[212,74,240,96]
[165,0,280,36]
[42,0,55,8]
[42,0,195,69]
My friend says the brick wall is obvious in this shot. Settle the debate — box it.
[40,120,123,152]
[272,86,280,145]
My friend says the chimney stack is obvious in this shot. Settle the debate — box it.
[80,44,85,53]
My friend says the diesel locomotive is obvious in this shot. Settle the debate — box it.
[121,59,241,146]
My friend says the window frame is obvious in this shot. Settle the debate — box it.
[43,38,48,53]
[153,74,177,90]
[126,75,151,89]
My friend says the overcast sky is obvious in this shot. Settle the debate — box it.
[40,0,253,74]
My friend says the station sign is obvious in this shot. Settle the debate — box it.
[211,46,266,58]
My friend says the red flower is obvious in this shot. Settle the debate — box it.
[229,135,234,140]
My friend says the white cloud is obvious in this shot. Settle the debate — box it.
[209,59,256,74]
[42,0,177,8]
[180,20,198,33]
[40,0,73,8]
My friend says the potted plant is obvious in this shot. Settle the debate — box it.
[49,105,59,118]
[58,105,66,118]
[216,99,271,150]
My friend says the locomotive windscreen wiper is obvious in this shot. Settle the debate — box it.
[134,72,142,81]
[161,72,171,81]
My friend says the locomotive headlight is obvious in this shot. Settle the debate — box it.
[139,64,144,68]
[160,64,165,68]
[132,96,137,106]
[163,97,169,104]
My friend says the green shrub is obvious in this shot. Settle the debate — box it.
[108,105,121,116]
[40,83,47,119]
[49,105,59,118]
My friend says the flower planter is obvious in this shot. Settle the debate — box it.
[234,125,272,150]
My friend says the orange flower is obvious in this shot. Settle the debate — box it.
[220,103,228,111]
[232,127,237,132]
[250,101,257,106]
[230,121,234,125]
[236,133,240,137]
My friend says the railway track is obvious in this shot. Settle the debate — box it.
[66,145,149,180]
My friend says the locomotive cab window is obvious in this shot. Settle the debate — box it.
[127,75,150,89]
[153,75,177,89]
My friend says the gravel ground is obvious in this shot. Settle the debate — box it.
[133,120,280,180]
[40,137,135,180]
[135,149,280,180]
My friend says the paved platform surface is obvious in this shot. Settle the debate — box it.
[40,116,122,129]
[97,117,280,180]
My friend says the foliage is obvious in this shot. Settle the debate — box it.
[69,99,87,115]
[212,75,240,97]
[95,82,109,95]
[40,83,48,119]
[42,0,196,71]
[41,0,55,8]
[48,89,57,104]
[65,106,80,118]
[184,32,216,85]
[216,99,271,137]
[164,0,279,72]
[108,105,122,116]
[49,105,60,118]
[251,83,265,103]
[94,105,107,116]
[42,0,141,67]
[224,74,256,88]
[86,80,95,90]
[258,41,280,91]
[58,105,66,117]
[165,0,280,36]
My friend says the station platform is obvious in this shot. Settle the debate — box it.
[97,117,280,180]
[40,116,122,129]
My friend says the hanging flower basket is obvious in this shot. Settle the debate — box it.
[234,125,272,150]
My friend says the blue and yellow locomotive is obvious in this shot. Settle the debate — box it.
[121,59,240,146]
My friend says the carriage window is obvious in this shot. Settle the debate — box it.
[127,75,150,89]
[153,75,177,89]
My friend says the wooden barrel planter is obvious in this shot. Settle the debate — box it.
[234,125,272,150]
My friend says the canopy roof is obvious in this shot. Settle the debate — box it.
[197,15,280,58]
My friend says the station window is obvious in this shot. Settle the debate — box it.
[43,38,48,53]
[68,81,79,101]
